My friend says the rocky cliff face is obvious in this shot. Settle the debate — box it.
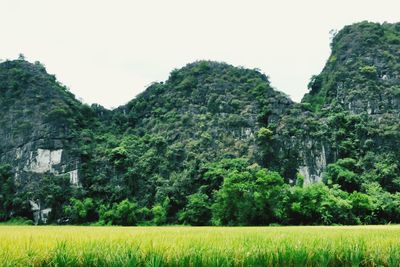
[1,22,400,223]
[273,22,400,184]
[120,61,292,160]
[0,60,95,221]
[0,60,293,221]
[304,22,400,113]
[0,60,84,177]
[105,61,294,207]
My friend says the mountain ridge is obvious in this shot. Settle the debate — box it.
[1,21,400,225]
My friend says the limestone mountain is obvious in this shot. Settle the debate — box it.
[0,59,96,221]
[304,22,400,112]
[270,22,400,188]
[80,61,293,214]
[0,59,293,222]
[1,21,400,225]
[120,61,292,165]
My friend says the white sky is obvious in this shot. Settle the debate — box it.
[1,0,399,109]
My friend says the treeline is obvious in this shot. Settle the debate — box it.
[2,158,399,226]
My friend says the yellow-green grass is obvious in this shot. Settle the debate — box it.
[0,225,400,266]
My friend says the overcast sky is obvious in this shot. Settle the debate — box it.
[1,0,399,109]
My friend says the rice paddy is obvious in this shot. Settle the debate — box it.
[0,225,399,266]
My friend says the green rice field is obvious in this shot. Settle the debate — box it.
[0,225,399,266]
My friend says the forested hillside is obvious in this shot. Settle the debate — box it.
[1,21,400,226]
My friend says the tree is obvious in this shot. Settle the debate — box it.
[0,165,14,221]
[324,158,361,192]
[349,192,374,224]
[211,164,287,226]
[307,74,323,92]
[288,183,353,225]
[361,182,395,224]
[151,197,170,225]
[99,199,140,226]
[201,158,249,196]
[373,158,400,193]
[178,193,211,225]
[359,65,377,78]
[64,198,96,224]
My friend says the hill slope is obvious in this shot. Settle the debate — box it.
[271,22,400,188]
[0,59,101,221]
[79,61,293,218]
[1,22,400,225]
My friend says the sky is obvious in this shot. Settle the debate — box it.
[1,0,400,109]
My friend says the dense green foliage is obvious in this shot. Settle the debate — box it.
[269,21,400,221]
[211,163,287,225]
[0,165,14,221]
[303,22,400,111]
[1,21,400,226]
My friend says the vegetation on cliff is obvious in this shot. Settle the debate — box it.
[1,21,400,226]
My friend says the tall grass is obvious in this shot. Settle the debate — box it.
[0,225,399,266]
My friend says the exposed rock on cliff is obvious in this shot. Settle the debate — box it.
[273,22,400,183]
[1,22,400,223]
[0,60,96,222]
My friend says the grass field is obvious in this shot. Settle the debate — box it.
[0,225,399,266]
